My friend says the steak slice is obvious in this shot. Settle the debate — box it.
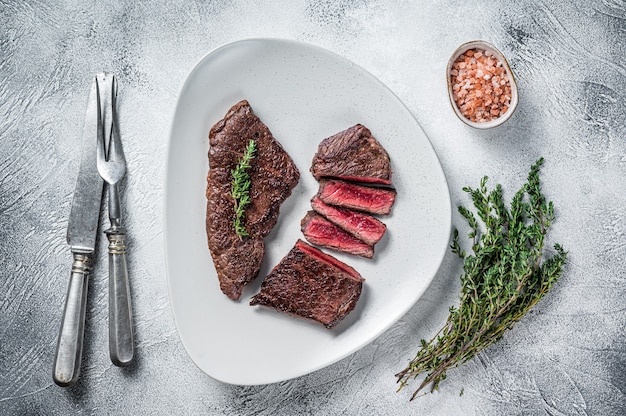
[317,179,397,215]
[311,196,386,246]
[310,124,392,185]
[250,240,364,329]
[300,211,374,258]
[206,100,300,300]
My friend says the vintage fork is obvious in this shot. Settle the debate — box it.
[96,74,134,367]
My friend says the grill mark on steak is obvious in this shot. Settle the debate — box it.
[310,124,392,185]
[206,100,300,300]
[311,196,386,246]
[301,211,374,258]
[317,179,397,216]
[250,240,364,329]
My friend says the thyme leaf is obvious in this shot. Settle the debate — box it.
[231,139,256,238]
[396,158,567,400]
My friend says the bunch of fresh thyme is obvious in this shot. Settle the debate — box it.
[231,139,256,238]
[396,158,567,400]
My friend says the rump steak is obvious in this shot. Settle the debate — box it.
[250,240,364,329]
[206,100,300,300]
[310,124,392,185]
[317,179,397,215]
[310,196,386,246]
[300,211,374,258]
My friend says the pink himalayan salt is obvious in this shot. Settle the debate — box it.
[451,48,512,123]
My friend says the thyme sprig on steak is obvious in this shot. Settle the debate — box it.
[396,158,567,400]
[231,139,256,238]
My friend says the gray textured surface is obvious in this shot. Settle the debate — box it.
[1,0,625,415]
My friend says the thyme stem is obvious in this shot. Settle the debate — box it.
[396,158,567,400]
[231,139,256,238]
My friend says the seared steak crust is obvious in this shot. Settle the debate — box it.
[310,124,392,185]
[206,100,300,300]
[250,240,364,328]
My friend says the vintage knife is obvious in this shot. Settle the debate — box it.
[52,73,113,387]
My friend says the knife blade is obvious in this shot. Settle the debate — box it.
[65,81,105,253]
[53,73,113,387]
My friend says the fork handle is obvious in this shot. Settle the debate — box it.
[106,228,134,366]
[53,253,91,387]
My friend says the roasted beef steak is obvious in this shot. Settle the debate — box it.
[250,240,364,329]
[300,211,374,258]
[310,196,386,246]
[206,100,300,300]
[317,179,396,216]
[310,124,392,185]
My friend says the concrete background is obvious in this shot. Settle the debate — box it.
[1,0,624,414]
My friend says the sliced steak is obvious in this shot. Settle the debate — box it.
[250,240,364,329]
[206,100,300,300]
[310,196,386,246]
[300,211,374,258]
[317,179,396,215]
[310,124,392,185]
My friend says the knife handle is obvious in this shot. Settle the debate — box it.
[53,253,91,387]
[106,228,134,366]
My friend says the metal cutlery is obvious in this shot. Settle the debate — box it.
[96,74,134,367]
[53,73,113,387]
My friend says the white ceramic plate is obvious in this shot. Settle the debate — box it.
[165,38,451,385]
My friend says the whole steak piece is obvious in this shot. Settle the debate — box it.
[206,100,300,300]
[310,124,392,185]
[250,240,365,329]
